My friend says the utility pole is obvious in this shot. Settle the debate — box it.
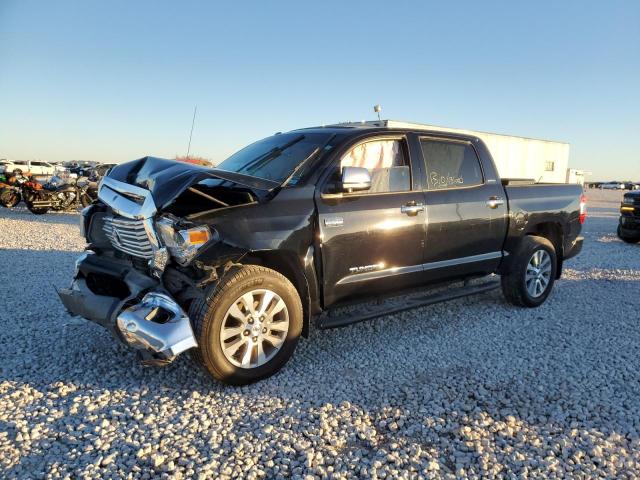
[186,105,197,158]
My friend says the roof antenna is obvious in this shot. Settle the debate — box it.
[186,105,197,158]
[373,104,382,122]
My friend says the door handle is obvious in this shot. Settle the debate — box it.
[400,202,424,216]
[486,196,505,209]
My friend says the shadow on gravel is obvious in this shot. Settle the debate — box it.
[2,239,640,475]
[0,205,80,226]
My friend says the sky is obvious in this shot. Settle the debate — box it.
[0,0,638,180]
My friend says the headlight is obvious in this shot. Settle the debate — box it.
[156,216,216,265]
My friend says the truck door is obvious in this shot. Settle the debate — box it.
[315,136,426,306]
[417,136,508,280]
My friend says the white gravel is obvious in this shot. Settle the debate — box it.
[1,189,639,479]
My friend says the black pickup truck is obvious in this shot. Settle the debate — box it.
[59,122,585,384]
[618,191,640,243]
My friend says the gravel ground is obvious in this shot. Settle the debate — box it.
[1,189,639,479]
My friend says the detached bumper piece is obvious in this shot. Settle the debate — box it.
[58,253,197,365]
[116,292,197,363]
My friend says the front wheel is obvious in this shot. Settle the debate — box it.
[80,193,93,208]
[617,225,640,244]
[190,265,303,385]
[501,235,557,308]
[0,189,21,208]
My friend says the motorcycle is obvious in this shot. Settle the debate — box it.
[22,176,95,214]
[0,171,29,208]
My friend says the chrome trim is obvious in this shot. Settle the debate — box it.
[400,203,424,215]
[116,292,197,359]
[98,176,157,220]
[98,177,164,265]
[324,217,344,227]
[423,251,503,271]
[486,197,505,209]
[338,251,504,285]
[103,216,158,259]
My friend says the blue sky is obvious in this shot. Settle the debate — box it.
[1,0,638,180]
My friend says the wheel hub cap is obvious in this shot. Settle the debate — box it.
[220,289,289,369]
[525,250,552,298]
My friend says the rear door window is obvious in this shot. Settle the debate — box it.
[420,139,483,190]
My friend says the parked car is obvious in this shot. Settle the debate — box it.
[0,160,29,174]
[0,159,58,176]
[618,192,640,243]
[59,122,585,385]
[600,182,626,190]
[86,163,117,180]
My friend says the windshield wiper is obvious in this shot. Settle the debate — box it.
[280,133,336,187]
[241,134,305,175]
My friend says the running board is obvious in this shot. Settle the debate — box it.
[317,280,500,329]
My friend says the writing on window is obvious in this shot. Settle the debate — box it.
[420,139,483,190]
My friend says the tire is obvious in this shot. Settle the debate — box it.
[501,235,557,308]
[190,265,303,385]
[617,225,640,244]
[26,201,49,215]
[0,190,20,208]
[80,193,93,208]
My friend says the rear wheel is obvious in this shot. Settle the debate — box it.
[26,201,49,215]
[617,225,640,244]
[501,235,557,307]
[190,265,303,385]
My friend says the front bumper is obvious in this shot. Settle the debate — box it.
[58,252,197,364]
[619,214,640,233]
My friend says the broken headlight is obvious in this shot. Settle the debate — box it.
[156,216,216,265]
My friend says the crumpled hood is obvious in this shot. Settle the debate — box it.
[107,156,279,209]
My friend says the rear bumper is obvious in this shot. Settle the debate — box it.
[564,236,583,260]
[58,252,197,364]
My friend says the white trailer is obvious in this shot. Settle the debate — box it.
[339,120,570,184]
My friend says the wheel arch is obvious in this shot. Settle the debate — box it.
[242,249,317,338]
[525,221,564,278]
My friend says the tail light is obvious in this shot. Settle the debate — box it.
[579,194,587,224]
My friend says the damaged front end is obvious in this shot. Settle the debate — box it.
[59,156,307,366]
[60,160,261,365]
[58,251,197,365]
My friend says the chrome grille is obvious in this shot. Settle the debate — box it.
[103,216,154,259]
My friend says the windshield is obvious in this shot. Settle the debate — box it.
[217,132,334,185]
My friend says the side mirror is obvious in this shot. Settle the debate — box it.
[341,166,371,192]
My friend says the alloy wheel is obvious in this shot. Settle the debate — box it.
[525,249,552,298]
[219,289,290,369]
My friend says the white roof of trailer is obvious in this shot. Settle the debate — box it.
[329,120,569,146]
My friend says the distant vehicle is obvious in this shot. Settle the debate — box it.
[0,160,29,174]
[618,192,640,243]
[623,182,640,191]
[21,175,94,214]
[600,182,626,190]
[0,160,59,176]
[86,163,117,179]
[59,121,585,385]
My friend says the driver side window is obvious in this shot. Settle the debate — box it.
[325,139,410,194]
